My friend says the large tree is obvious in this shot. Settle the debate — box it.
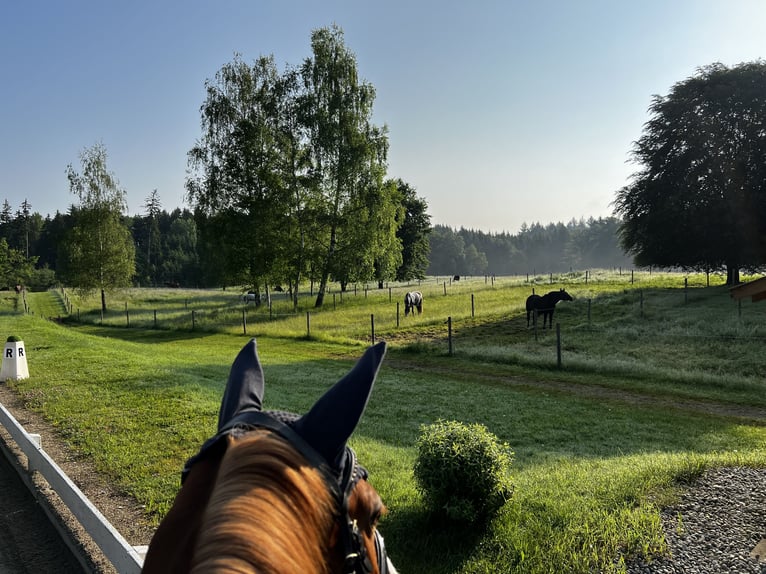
[614,61,766,284]
[187,27,402,302]
[60,143,135,312]
[301,25,398,306]
[0,238,36,290]
[135,189,162,285]
[393,179,431,281]
[187,54,293,295]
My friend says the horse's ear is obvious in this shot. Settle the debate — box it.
[217,338,265,431]
[294,341,387,468]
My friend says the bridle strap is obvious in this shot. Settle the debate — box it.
[221,410,331,471]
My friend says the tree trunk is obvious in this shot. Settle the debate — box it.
[314,226,337,308]
[726,264,740,285]
[101,289,107,313]
[290,277,299,311]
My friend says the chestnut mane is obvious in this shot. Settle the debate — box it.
[142,339,394,574]
[189,432,337,574]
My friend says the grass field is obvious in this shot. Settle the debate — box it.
[4,271,766,573]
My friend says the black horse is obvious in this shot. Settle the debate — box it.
[526,288,573,329]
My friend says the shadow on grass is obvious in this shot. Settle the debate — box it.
[382,507,498,574]
[65,323,214,343]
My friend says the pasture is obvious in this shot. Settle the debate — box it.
[4,271,766,573]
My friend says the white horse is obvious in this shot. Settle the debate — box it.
[404,291,423,316]
[242,291,261,306]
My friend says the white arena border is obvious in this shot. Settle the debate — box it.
[0,401,145,573]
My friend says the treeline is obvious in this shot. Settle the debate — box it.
[427,217,633,276]
[0,199,633,292]
[0,203,201,290]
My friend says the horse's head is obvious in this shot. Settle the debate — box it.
[143,339,396,574]
[560,288,574,302]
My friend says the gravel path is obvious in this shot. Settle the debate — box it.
[627,467,766,574]
[0,446,83,573]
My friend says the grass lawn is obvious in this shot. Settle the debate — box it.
[2,271,765,573]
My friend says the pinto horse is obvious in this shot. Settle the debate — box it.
[404,291,423,316]
[142,339,397,574]
[526,288,573,329]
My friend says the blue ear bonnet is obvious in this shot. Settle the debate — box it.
[181,338,385,492]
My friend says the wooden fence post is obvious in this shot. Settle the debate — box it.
[447,316,453,356]
[306,311,311,338]
[556,323,562,368]
[153,310,157,329]
[192,310,196,330]
[471,294,475,318]
[371,314,375,344]
[242,309,247,335]
[396,302,400,327]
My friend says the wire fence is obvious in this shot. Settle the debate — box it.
[28,272,762,355]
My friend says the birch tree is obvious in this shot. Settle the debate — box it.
[61,143,135,312]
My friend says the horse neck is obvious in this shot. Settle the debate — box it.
[190,433,337,574]
[546,292,563,304]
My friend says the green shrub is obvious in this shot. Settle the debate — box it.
[6,335,20,342]
[414,419,514,522]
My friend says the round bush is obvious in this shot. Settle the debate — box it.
[414,419,514,522]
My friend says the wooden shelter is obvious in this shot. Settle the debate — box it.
[729,276,766,303]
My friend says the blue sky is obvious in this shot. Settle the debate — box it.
[2,1,766,233]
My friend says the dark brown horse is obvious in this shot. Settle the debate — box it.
[142,339,397,574]
[526,288,573,329]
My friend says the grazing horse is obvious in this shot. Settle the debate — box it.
[243,290,261,306]
[526,288,573,329]
[143,339,397,574]
[404,291,423,316]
